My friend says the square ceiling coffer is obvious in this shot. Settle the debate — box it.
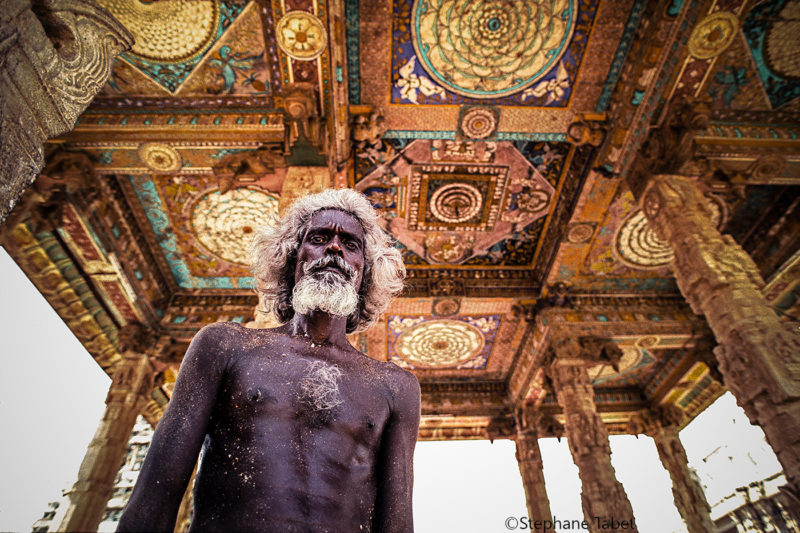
[407,164,508,232]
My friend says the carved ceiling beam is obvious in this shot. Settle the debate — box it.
[595,0,713,182]
[420,380,508,418]
[418,416,493,442]
[1,148,97,239]
[8,158,162,329]
[2,223,120,369]
[57,111,286,144]
[507,296,710,410]
[324,0,351,171]
[92,174,170,316]
[0,0,132,225]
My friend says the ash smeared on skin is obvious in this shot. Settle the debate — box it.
[297,360,343,426]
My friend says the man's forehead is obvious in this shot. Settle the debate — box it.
[306,209,364,237]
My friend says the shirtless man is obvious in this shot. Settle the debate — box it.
[118,189,419,533]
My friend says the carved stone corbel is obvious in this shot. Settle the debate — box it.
[628,96,711,199]
[1,147,96,238]
[212,145,286,193]
[567,112,608,148]
[0,0,132,224]
[280,82,327,158]
[351,108,386,151]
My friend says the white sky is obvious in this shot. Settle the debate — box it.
[0,246,783,533]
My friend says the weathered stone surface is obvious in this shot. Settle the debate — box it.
[630,406,714,533]
[0,0,132,224]
[641,174,800,496]
[57,346,154,533]
[514,405,553,523]
[549,355,637,532]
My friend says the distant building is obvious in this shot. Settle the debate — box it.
[30,417,153,533]
[695,440,799,532]
[98,416,153,533]
[31,501,60,533]
[713,472,799,533]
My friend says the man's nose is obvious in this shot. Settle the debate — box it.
[324,237,344,256]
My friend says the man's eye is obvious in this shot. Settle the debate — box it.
[345,241,359,250]
[310,235,326,244]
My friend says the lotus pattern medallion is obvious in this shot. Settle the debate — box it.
[411,0,576,97]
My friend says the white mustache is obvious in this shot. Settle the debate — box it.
[303,255,357,281]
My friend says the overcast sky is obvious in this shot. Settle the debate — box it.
[0,246,782,533]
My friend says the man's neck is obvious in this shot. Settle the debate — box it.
[290,310,350,347]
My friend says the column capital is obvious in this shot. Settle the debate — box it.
[107,326,158,409]
[628,96,711,199]
[549,335,622,372]
[627,405,684,436]
[514,404,563,439]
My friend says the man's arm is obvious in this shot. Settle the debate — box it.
[117,323,232,533]
[374,369,421,533]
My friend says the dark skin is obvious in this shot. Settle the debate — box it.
[118,210,421,533]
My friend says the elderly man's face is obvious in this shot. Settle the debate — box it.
[295,209,365,291]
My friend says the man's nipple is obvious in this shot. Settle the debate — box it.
[246,387,264,404]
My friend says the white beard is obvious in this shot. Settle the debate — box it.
[292,270,359,318]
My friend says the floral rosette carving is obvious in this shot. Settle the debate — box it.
[411,0,575,97]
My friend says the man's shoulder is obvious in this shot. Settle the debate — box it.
[193,321,241,343]
[370,358,420,405]
[191,321,276,350]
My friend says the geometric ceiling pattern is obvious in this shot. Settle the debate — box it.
[6,0,799,441]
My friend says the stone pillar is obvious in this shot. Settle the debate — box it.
[630,406,713,533]
[0,0,132,225]
[57,324,155,533]
[548,336,637,532]
[514,406,553,523]
[651,426,713,533]
[641,174,800,496]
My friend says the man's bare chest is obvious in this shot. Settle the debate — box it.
[214,349,391,445]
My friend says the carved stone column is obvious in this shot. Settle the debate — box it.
[514,406,553,523]
[630,407,713,533]
[549,336,637,532]
[0,0,132,225]
[641,174,800,496]
[58,324,155,533]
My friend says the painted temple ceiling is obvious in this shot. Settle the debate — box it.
[4,0,800,439]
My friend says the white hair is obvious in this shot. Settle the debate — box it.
[250,188,405,333]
